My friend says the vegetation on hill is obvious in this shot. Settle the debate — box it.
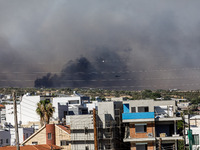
[1,87,200,105]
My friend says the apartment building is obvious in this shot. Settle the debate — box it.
[185,115,200,150]
[122,99,183,150]
[67,114,94,150]
[67,101,126,150]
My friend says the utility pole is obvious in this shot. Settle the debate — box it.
[183,113,186,150]
[159,138,162,150]
[93,109,98,150]
[13,91,20,150]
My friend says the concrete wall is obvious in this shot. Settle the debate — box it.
[53,102,68,121]
[69,114,94,150]
[0,129,10,147]
[123,100,176,113]
[71,142,94,150]
[68,115,93,130]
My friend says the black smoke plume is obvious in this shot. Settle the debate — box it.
[34,49,132,88]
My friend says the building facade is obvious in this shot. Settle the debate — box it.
[122,99,183,150]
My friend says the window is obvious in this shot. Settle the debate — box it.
[26,133,28,138]
[105,144,111,149]
[69,100,79,104]
[131,107,136,113]
[0,139,3,144]
[6,139,9,144]
[48,133,52,140]
[60,140,69,146]
[136,144,147,150]
[138,106,149,112]
[135,124,147,133]
[32,142,38,145]
[85,146,89,150]
[84,127,88,134]
[193,134,199,145]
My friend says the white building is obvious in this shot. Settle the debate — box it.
[0,104,6,126]
[85,101,98,114]
[6,95,41,126]
[53,93,89,119]
[5,93,90,127]
[185,115,200,150]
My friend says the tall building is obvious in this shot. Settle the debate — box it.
[122,99,183,150]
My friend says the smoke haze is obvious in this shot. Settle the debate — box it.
[1,1,200,89]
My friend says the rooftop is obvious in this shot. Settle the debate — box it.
[56,124,70,134]
[0,144,61,150]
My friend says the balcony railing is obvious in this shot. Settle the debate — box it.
[122,112,154,120]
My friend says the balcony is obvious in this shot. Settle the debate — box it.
[124,137,156,142]
[154,106,182,121]
[156,134,183,141]
[122,112,154,123]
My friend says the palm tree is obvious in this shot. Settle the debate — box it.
[36,101,45,126]
[36,99,55,126]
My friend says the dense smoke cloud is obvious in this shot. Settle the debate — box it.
[1,1,200,89]
[35,49,132,88]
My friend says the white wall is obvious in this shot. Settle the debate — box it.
[6,95,41,126]
[5,104,20,126]
[0,108,6,126]
[85,101,98,114]
[53,96,82,107]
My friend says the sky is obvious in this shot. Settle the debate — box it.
[1,0,200,90]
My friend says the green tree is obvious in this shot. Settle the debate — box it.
[36,99,55,126]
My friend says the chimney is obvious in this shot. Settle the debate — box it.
[46,124,55,145]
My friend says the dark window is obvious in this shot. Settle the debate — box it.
[85,146,89,150]
[115,109,119,115]
[69,100,79,104]
[105,144,111,149]
[60,140,69,146]
[82,109,88,114]
[48,133,52,140]
[138,107,149,112]
[6,139,8,144]
[136,144,147,150]
[69,111,75,115]
[85,127,88,134]
[131,107,136,113]
[63,111,68,116]
[32,142,38,145]
[0,139,3,144]
[193,134,199,145]
[135,124,147,133]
